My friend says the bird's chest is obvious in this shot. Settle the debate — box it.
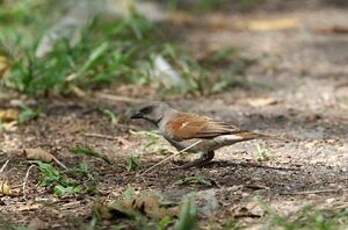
[158,118,182,141]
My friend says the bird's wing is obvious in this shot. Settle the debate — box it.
[165,113,240,140]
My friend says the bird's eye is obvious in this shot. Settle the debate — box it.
[140,106,153,114]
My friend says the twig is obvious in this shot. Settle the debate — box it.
[11,184,23,189]
[233,213,261,219]
[22,164,35,199]
[84,133,125,141]
[95,93,145,104]
[84,133,118,140]
[0,160,9,174]
[51,156,68,170]
[139,140,202,176]
[280,189,341,196]
[245,184,270,190]
[69,84,87,98]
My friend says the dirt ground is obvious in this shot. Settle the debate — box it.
[1,2,348,229]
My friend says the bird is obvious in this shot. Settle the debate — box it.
[130,102,276,169]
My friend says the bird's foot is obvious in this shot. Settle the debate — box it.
[174,151,215,169]
[175,160,212,169]
[172,159,186,166]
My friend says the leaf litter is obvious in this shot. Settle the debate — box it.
[24,148,67,170]
[94,189,178,221]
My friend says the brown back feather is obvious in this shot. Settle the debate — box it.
[166,113,240,140]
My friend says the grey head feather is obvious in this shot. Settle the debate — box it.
[130,102,175,126]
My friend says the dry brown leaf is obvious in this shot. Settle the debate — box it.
[0,109,19,123]
[130,193,176,219]
[1,121,17,131]
[247,97,278,107]
[98,192,178,220]
[0,56,10,79]
[0,180,12,196]
[237,18,299,31]
[24,148,54,162]
[24,148,68,169]
[230,206,262,218]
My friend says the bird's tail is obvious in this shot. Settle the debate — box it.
[235,130,285,141]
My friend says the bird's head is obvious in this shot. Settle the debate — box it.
[130,102,172,126]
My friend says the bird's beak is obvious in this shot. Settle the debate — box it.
[130,112,143,119]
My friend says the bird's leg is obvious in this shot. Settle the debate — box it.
[177,151,215,169]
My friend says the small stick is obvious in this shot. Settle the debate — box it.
[22,164,35,199]
[51,156,68,170]
[233,213,261,219]
[84,133,124,141]
[139,140,202,176]
[280,189,341,196]
[10,184,23,189]
[95,93,144,104]
[0,160,9,174]
[245,184,270,190]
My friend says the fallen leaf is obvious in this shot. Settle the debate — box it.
[129,192,176,219]
[1,121,17,131]
[247,97,278,107]
[230,206,261,219]
[24,148,54,162]
[95,191,178,220]
[0,109,19,123]
[237,18,299,31]
[0,180,12,196]
[24,148,67,169]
